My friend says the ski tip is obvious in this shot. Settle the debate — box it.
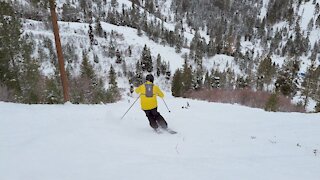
[165,128,177,134]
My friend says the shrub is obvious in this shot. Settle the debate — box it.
[185,88,305,112]
[265,93,278,112]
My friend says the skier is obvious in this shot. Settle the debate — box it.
[135,74,168,132]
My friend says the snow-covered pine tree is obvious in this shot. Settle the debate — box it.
[134,60,143,86]
[140,44,153,72]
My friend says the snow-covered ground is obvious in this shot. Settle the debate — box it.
[1,95,320,180]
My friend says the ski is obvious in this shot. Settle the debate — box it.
[154,129,163,134]
[153,128,177,134]
[163,128,177,134]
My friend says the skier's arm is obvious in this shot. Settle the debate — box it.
[135,85,143,94]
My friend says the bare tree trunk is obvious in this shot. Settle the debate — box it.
[49,0,70,102]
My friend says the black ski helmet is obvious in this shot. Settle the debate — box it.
[146,74,154,83]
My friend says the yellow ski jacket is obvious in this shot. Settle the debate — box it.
[135,81,164,110]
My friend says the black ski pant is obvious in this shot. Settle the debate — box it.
[144,107,168,130]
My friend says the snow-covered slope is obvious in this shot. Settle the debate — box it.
[1,96,319,180]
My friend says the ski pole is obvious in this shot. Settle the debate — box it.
[161,98,171,113]
[121,95,140,119]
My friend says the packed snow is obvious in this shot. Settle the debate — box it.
[1,95,320,180]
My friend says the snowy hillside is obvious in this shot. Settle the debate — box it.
[268,0,320,71]
[18,0,320,88]
[17,0,191,92]
[24,19,185,74]
[1,96,320,180]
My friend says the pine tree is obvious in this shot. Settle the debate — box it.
[140,44,153,72]
[79,0,88,14]
[265,93,279,112]
[181,59,193,94]
[225,68,235,89]
[92,78,107,104]
[45,77,63,104]
[316,14,320,28]
[121,59,127,77]
[79,53,106,104]
[307,18,314,34]
[315,101,320,112]
[165,63,171,80]
[0,2,24,100]
[20,40,43,104]
[301,65,313,108]
[130,3,140,28]
[190,31,200,52]
[80,53,95,80]
[115,49,122,64]
[315,3,320,15]
[171,69,183,97]
[62,2,78,22]
[88,24,95,45]
[156,54,161,77]
[95,18,103,37]
[236,76,248,89]
[108,65,117,87]
[107,8,116,24]
[203,71,211,89]
[275,72,292,97]
[134,60,143,86]
[106,65,120,103]
[111,0,118,8]
[108,40,116,58]
[256,56,276,91]
[310,42,319,62]
[207,39,216,57]
[192,67,204,90]
[301,63,320,107]
[128,46,132,57]
[168,30,176,47]
[137,26,143,36]
[131,0,140,5]
[175,34,182,53]
[315,66,320,102]
[293,19,307,57]
[142,14,149,36]
[275,58,300,97]
[212,71,222,89]
[145,0,155,13]
[93,54,99,63]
